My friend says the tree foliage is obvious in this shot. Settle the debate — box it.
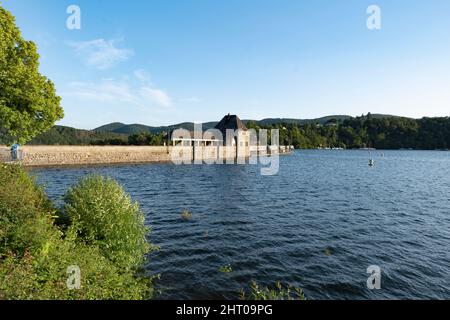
[29,126,166,146]
[0,5,63,145]
[128,132,166,146]
[29,126,128,146]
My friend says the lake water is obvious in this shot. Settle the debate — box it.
[31,150,450,300]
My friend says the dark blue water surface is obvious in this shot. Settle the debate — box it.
[31,150,450,300]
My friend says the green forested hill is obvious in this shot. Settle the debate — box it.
[95,123,159,135]
[28,126,128,145]
[94,121,219,135]
[251,115,351,126]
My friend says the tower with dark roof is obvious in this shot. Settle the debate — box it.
[214,113,248,138]
[215,114,250,157]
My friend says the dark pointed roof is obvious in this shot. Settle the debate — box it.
[214,114,248,136]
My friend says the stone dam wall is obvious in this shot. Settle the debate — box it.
[0,145,292,167]
[0,146,170,166]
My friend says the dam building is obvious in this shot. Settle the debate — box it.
[170,114,251,158]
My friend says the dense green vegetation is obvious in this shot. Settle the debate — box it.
[0,165,156,300]
[0,5,63,145]
[247,114,450,150]
[127,132,166,146]
[27,126,165,146]
[28,126,128,146]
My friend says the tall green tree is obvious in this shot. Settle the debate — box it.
[0,4,63,145]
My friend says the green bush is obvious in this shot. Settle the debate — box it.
[0,164,55,256]
[0,165,155,300]
[64,175,154,271]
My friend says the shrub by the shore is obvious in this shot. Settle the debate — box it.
[64,175,156,271]
[0,165,54,257]
[0,165,154,300]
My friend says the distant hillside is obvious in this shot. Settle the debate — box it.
[94,115,402,135]
[249,115,352,126]
[29,126,128,145]
[95,123,158,135]
[95,121,218,135]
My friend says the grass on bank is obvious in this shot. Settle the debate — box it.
[0,165,156,300]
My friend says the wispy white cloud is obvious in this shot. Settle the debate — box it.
[140,87,172,107]
[67,39,134,69]
[63,76,172,108]
[65,80,138,104]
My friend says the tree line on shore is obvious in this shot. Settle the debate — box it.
[247,114,450,150]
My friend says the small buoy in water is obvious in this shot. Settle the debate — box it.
[369,159,375,166]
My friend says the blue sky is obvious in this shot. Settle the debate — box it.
[2,0,450,129]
